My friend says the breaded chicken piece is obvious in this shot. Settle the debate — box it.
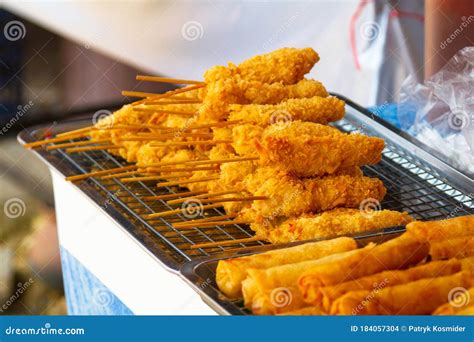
[198,78,330,122]
[228,96,345,127]
[203,48,319,85]
[256,121,385,177]
[251,209,413,243]
[241,168,386,219]
[232,124,265,155]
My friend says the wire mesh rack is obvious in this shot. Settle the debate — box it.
[18,97,474,273]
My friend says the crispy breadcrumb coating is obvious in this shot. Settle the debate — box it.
[252,209,413,243]
[256,121,384,177]
[229,96,344,127]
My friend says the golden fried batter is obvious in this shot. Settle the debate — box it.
[256,121,385,177]
[252,209,413,243]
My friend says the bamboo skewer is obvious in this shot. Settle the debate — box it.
[121,173,191,183]
[156,176,220,187]
[56,125,94,138]
[133,107,197,116]
[144,203,223,219]
[191,236,262,249]
[174,220,251,230]
[46,138,111,150]
[150,140,232,147]
[185,156,259,166]
[143,84,205,102]
[197,196,268,204]
[66,165,137,182]
[100,170,144,179]
[136,75,205,85]
[141,190,207,201]
[145,165,220,173]
[167,190,239,205]
[24,132,90,148]
[119,133,214,142]
[66,144,120,153]
[172,214,237,227]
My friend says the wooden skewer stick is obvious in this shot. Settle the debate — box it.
[66,165,137,182]
[100,170,144,179]
[141,190,207,201]
[66,144,120,153]
[136,75,205,85]
[121,173,191,183]
[146,99,202,105]
[24,132,90,148]
[156,176,220,187]
[56,125,94,138]
[172,214,237,227]
[191,236,262,249]
[133,107,197,116]
[174,220,251,230]
[150,140,232,147]
[143,84,205,102]
[46,139,111,150]
[146,165,219,173]
[167,190,239,205]
[185,156,259,166]
[197,196,268,204]
[119,133,214,142]
[144,203,223,219]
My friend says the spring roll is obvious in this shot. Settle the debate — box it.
[430,237,474,260]
[299,234,429,294]
[216,237,357,298]
[406,215,474,241]
[242,245,375,315]
[461,256,474,273]
[307,258,462,312]
[330,271,474,315]
[432,287,474,315]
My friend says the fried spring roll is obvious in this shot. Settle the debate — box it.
[432,287,474,315]
[256,122,384,177]
[216,237,357,298]
[406,215,474,241]
[430,237,474,260]
[242,245,375,315]
[228,97,345,128]
[298,234,429,294]
[251,209,413,244]
[330,272,474,315]
[306,259,462,312]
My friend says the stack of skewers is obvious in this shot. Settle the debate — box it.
[25,48,413,249]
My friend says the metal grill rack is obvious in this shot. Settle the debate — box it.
[18,98,474,273]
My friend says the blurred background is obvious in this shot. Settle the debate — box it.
[0,0,472,315]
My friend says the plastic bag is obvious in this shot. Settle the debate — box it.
[397,47,474,175]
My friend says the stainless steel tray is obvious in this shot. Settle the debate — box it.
[179,227,404,315]
[18,97,474,275]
